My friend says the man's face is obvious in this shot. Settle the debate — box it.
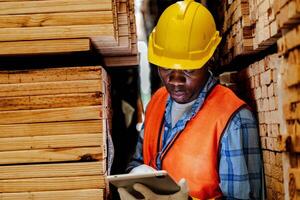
[158,67,209,104]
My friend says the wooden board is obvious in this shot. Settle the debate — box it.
[0,189,104,200]
[0,39,90,55]
[103,54,139,67]
[0,120,103,138]
[0,176,105,192]
[289,168,300,200]
[0,0,112,15]
[0,11,113,28]
[0,106,103,124]
[0,133,102,151]
[0,66,103,84]
[0,162,104,179]
[0,80,102,97]
[0,92,102,111]
[0,146,103,165]
[0,25,114,41]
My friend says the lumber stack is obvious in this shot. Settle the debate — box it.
[249,0,281,50]
[236,52,299,199]
[92,0,138,67]
[275,0,300,31]
[0,0,138,67]
[218,71,239,94]
[220,0,255,66]
[0,66,111,200]
[236,54,285,199]
[277,20,300,199]
[218,0,300,198]
[0,0,114,55]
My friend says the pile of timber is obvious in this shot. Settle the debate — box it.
[220,0,255,66]
[218,0,300,199]
[249,0,281,50]
[218,71,239,94]
[275,0,300,30]
[235,54,285,198]
[277,14,300,199]
[219,0,298,66]
[0,66,111,200]
[92,0,138,67]
[232,51,299,199]
[0,0,138,67]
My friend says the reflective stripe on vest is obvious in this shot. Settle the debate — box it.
[143,84,246,199]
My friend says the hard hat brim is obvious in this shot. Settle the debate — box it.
[148,33,222,70]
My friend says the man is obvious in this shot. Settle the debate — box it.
[118,0,263,199]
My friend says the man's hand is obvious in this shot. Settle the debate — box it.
[118,178,189,200]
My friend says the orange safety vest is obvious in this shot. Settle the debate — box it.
[143,85,246,199]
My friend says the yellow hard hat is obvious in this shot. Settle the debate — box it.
[148,0,222,70]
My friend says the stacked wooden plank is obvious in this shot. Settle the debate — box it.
[218,0,300,199]
[92,0,138,67]
[0,66,110,200]
[218,71,239,94]
[277,19,300,199]
[275,0,300,30]
[0,0,139,67]
[249,0,281,50]
[220,0,255,66]
[236,54,285,199]
[0,0,114,55]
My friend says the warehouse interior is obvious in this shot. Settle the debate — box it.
[0,0,299,199]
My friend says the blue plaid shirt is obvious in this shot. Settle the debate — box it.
[128,75,263,199]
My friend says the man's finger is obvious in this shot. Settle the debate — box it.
[133,183,155,198]
[178,178,189,194]
[118,187,137,200]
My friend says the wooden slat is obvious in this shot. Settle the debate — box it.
[0,176,105,192]
[0,0,112,15]
[104,55,139,67]
[0,25,114,42]
[0,66,103,84]
[0,120,103,138]
[0,147,103,165]
[0,189,104,200]
[0,39,90,55]
[0,11,113,28]
[0,133,102,151]
[0,80,102,97]
[0,162,104,179]
[0,92,102,111]
[0,106,103,124]
[289,168,300,192]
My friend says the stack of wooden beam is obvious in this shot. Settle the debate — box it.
[237,54,285,199]
[275,0,300,31]
[218,0,300,198]
[92,0,138,67]
[0,0,114,55]
[0,0,138,67]
[220,0,255,66]
[218,71,239,94]
[0,66,110,200]
[249,0,281,50]
[277,16,300,199]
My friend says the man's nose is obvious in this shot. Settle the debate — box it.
[168,70,186,84]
